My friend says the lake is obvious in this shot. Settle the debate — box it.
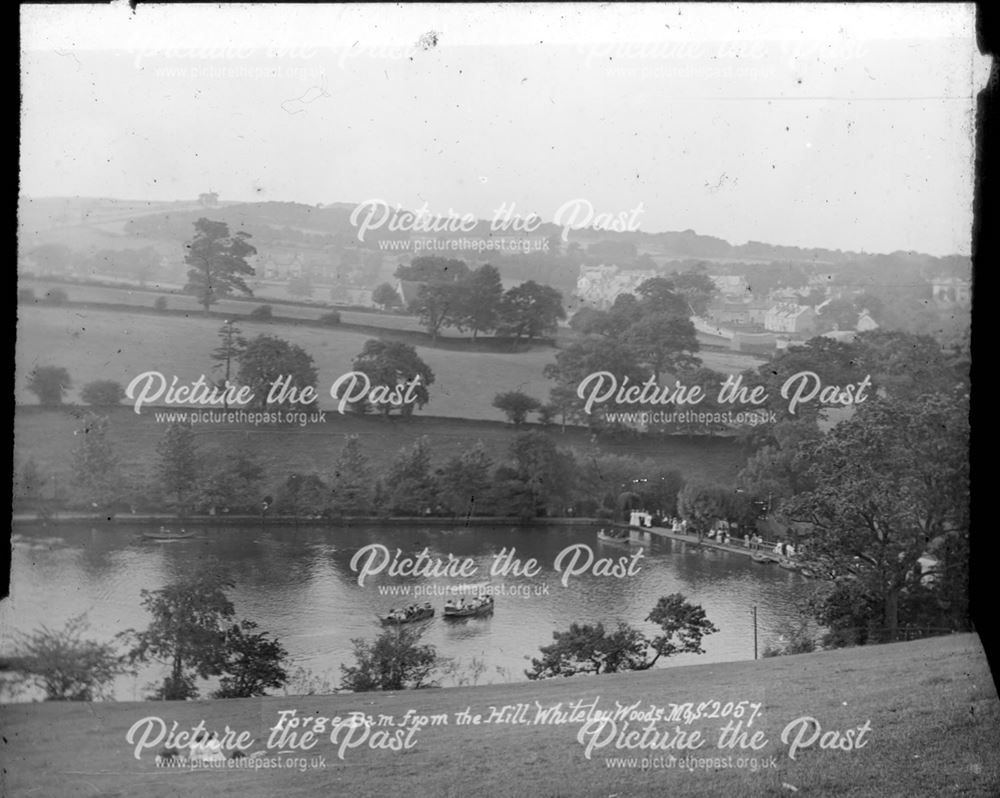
[2,523,815,699]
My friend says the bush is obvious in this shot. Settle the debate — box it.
[7,615,129,700]
[340,626,441,692]
[595,507,615,520]
[319,311,342,325]
[18,288,36,303]
[81,379,126,406]
[248,304,273,321]
[44,287,69,304]
[27,365,72,405]
[153,296,168,311]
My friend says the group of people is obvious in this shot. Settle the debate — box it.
[444,594,493,613]
[387,602,433,621]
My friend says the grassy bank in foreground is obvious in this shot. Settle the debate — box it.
[2,635,998,797]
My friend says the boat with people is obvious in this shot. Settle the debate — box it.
[751,552,780,564]
[597,528,630,543]
[380,603,435,625]
[443,594,494,619]
[142,527,195,541]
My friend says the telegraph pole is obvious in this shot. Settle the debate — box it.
[753,605,758,660]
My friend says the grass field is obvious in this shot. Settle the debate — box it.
[15,303,764,419]
[2,634,997,797]
[13,406,748,500]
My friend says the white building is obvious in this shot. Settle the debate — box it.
[764,303,816,334]
[574,264,658,310]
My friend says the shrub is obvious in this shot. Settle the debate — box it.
[44,287,69,304]
[340,626,441,691]
[319,310,342,325]
[153,296,168,311]
[27,365,72,405]
[81,380,126,406]
[7,615,129,700]
[248,304,273,321]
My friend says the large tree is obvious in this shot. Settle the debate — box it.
[183,217,257,312]
[623,312,701,382]
[71,413,121,509]
[456,263,504,338]
[385,436,437,514]
[123,565,289,700]
[210,320,247,410]
[27,365,71,406]
[328,435,373,515]
[155,421,200,509]
[786,391,970,638]
[497,281,566,340]
[435,441,495,517]
[351,339,434,416]
[237,335,318,410]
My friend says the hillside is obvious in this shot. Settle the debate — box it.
[1,634,996,797]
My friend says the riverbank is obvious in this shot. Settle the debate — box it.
[11,513,605,528]
[2,634,997,797]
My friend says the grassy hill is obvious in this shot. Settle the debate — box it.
[2,634,996,797]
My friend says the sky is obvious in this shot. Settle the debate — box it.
[20,3,989,256]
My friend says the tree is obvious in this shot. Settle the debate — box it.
[544,336,645,427]
[71,413,121,508]
[385,437,437,514]
[492,390,541,426]
[156,421,199,508]
[212,620,289,698]
[7,615,128,701]
[678,483,741,538]
[194,447,264,514]
[123,566,236,700]
[80,379,126,406]
[123,565,289,700]
[410,282,463,341]
[785,391,970,638]
[183,217,257,312]
[395,256,469,284]
[237,335,318,410]
[329,435,373,515]
[497,281,565,340]
[670,271,717,315]
[273,473,329,518]
[27,365,71,406]
[436,441,495,517]
[350,339,434,416]
[502,432,576,518]
[372,282,402,310]
[526,594,716,678]
[623,312,701,382]
[340,626,440,692]
[456,264,504,338]
[635,277,690,317]
[397,256,471,340]
[210,320,247,410]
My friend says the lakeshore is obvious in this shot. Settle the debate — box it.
[2,634,997,798]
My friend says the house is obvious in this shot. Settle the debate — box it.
[395,280,425,307]
[931,277,971,306]
[764,303,816,334]
[574,264,658,310]
[709,274,750,298]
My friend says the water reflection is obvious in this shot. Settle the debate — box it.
[4,523,816,697]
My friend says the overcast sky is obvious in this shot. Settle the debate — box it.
[20,3,988,256]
